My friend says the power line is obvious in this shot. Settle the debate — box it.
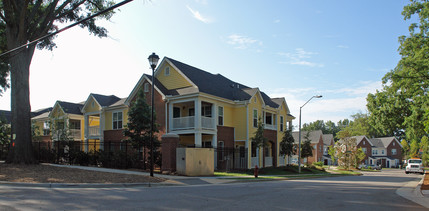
[0,0,134,58]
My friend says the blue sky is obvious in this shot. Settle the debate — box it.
[0,0,413,127]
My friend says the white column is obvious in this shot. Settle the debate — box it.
[194,99,201,129]
[84,115,89,152]
[168,102,174,132]
[195,132,202,147]
[99,112,104,150]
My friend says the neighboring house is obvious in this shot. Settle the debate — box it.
[32,101,84,144]
[291,130,324,165]
[347,136,402,168]
[80,93,124,152]
[368,137,402,168]
[124,57,294,169]
[322,134,334,165]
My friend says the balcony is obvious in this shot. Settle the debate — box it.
[172,116,215,131]
[264,124,277,131]
[88,126,100,136]
[52,129,81,140]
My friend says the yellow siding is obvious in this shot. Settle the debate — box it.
[247,94,264,136]
[156,63,192,90]
[85,97,101,113]
[50,105,65,118]
[33,120,45,136]
[104,108,128,130]
[89,117,100,126]
[232,106,247,140]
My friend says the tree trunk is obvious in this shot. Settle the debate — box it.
[5,20,36,164]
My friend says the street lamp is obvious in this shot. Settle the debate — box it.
[148,52,159,177]
[298,95,322,174]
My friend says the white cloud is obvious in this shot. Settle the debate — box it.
[278,48,324,67]
[337,45,349,49]
[226,34,261,50]
[186,5,212,23]
[274,19,280,23]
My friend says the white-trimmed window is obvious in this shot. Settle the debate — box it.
[381,150,385,155]
[362,148,367,154]
[372,149,378,155]
[280,116,284,132]
[113,111,123,130]
[218,106,224,126]
[144,83,149,93]
[165,67,170,76]
[43,121,50,136]
[392,149,397,155]
[253,109,258,128]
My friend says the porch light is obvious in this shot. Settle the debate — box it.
[148,53,160,69]
[298,95,322,174]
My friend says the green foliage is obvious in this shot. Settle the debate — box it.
[301,132,313,165]
[251,117,268,149]
[401,139,410,159]
[335,136,358,170]
[367,0,429,141]
[302,120,341,141]
[123,89,161,169]
[312,161,323,167]
[328,145,337,166]
[336,112,381,139]
[420,136,429,166]
[355,148,366,168]
[0,117,10,145]
[279,128,295,160]
[410,139,420,158]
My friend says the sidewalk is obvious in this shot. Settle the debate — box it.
[396,174,429,209]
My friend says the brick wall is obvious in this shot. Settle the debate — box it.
[217,126,234,148]
[264,129,277,167]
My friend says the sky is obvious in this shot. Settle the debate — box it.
[0,0,414,128]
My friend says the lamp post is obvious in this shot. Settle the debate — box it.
[148,52,159,177]
[298,95,322,174]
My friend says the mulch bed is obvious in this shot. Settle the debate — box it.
[0,163,165,184]
[421,172,429,190]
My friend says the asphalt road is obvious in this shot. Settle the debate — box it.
[0,169,426,211]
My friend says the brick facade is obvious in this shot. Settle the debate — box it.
[217,126,234,148]
[356,137,372,164]
[264,129,277,167]
[161,134,180,173]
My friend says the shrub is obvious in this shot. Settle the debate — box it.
[313,161,323,167]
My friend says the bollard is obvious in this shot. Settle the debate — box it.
[254,165,259,178]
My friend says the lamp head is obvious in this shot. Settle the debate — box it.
[148,52,159,69]
[314,95,323,98]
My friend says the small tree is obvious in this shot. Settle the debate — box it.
[328,145,337,168]
[401,139,410,160]
[301,132,313,166]
[251,117,268,167]
[123,89,154,170]
[279,128,295,165]
[420,136,429,166]
[354,147,366,168]
[409,139,420,158]
[0,117,10,145]
[336,136,358,170]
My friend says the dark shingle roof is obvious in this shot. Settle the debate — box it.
[166,57,279,107]
[92,94,121,107]
[58,101,83,115]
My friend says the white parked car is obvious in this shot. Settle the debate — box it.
[405,158,425,175]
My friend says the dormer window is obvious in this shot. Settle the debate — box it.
[165,67,170,76]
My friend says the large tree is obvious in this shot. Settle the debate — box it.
[0,1,116,164]
[367,0,429,142]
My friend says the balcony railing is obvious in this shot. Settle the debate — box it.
[70,129,81,139]
[89,126,100,136]
[264,124,277,130]
[52,129,81,140]
[172,116,215,131]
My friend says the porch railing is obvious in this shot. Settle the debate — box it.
[172,116,215,130]
[88,126,100,136]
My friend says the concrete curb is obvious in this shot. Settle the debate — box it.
[0,181,181,189]
[396,177,429,209]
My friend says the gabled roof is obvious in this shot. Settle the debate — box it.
[351,135,372,146]
[369,137,400,148]
[322,134,334,146]
[292,130,323,144]
[165,57,280,107]
[57,101,84,115]
[91,94,121,107]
